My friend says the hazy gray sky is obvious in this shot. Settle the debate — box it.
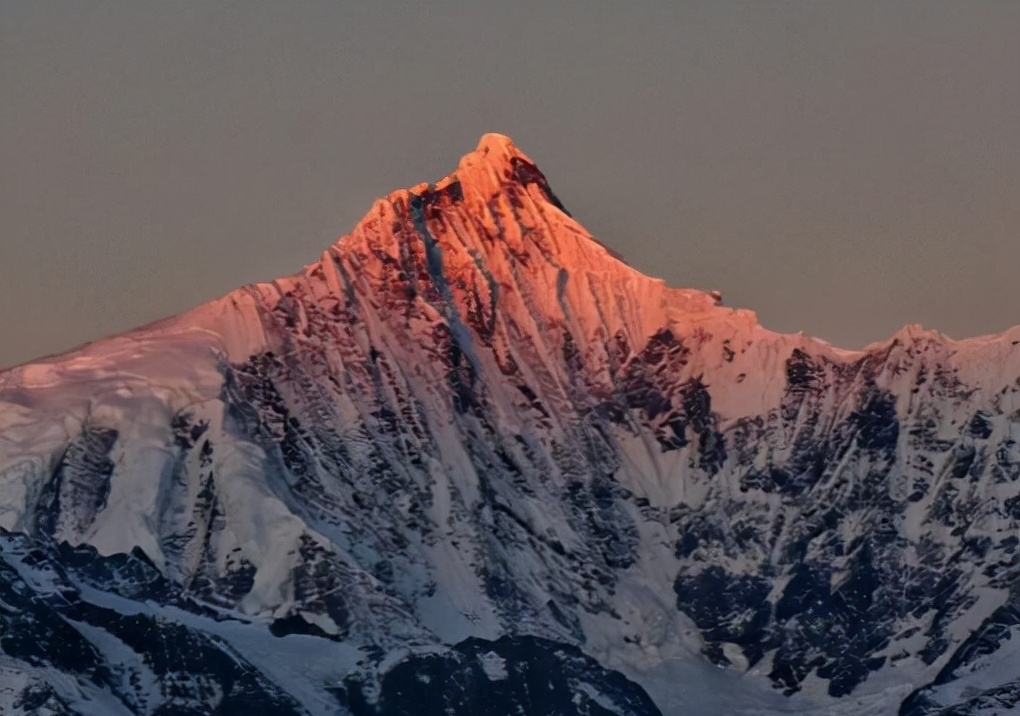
[2,1,1018,368]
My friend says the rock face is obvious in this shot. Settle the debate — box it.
[1,134,1019,715]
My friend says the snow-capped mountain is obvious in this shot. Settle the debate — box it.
[1,134,1018,715]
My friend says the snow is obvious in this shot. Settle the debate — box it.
[0,657,138,716]
[478,650,508,681]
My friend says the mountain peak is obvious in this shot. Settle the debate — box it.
[473,132,527,162]
[457,132,534,179]
[408,132,570,216]
[3,133,1020,716]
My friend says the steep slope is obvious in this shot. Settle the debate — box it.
[1,134,1018,715]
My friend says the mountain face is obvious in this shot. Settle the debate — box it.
[2,134,1019,716]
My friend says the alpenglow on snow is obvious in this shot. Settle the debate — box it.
[1,134,1019,716]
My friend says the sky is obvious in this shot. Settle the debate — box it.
[2,2,1018,369]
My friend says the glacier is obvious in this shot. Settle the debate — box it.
[1,133,1019,715]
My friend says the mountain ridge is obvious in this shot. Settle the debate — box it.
[4,132,1017,381]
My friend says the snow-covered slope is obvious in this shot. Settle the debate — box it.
[1,134,1019,715]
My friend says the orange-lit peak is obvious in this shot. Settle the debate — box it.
[441,133,548,198]
[473,132,531,164]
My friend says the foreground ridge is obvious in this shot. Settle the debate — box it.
[1,135,1019,716]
